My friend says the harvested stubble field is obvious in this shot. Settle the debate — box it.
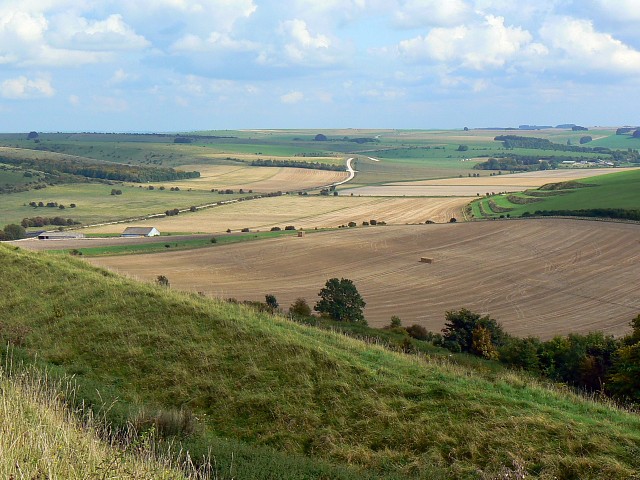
[82,196,467,234]
[341,168,637,196]
[86,218,640,339]
[168,164,347,192]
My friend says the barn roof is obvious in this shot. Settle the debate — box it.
[122,226,157,235]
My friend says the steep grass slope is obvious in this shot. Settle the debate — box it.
[476,168,640,218]
[1,244,639,479]
[0,366,198,479]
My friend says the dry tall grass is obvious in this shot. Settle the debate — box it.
[0,361,210,480]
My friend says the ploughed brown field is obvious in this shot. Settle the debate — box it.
[86,218,640,339]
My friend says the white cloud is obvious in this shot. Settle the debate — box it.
[109,68,138,86]
[362,87,405,100]
[290,0,370,23]
[170,32,259,53]
[394,0,471,28]
[540,16,640,75]
[280,91,304,103]
[1,75,55,99]
[0,8,146,67]
[398,15,534,70]
[68,94,80,106]
[49,13,149,51]
[119,0,257,34]
[279,19,342,66]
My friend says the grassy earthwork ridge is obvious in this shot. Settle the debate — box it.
[473,168,640,219]
[1,244,640,479]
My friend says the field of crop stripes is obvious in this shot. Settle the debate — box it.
[87,219,640,339]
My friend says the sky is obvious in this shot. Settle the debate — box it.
[1,0,639,132]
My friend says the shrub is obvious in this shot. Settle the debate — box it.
[2,224,26,240]
[265,294,279,312]
[210,237,217,244]
[289,298,312,318]
[270,227,282,231]
[241,227,250,232]
[441,308,505,356]
[390,316,402,328]
[156,275,170,287]
[284,225,296,231]
[449,217,457,223]
[405,324,429,341]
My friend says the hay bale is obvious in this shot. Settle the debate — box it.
[420,257,433,264]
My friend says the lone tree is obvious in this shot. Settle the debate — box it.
[315,277,366,324]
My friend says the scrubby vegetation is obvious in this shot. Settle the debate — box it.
[0,154,200,183]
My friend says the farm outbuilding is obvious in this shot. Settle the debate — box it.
[38,232,85,240]
[121,226,160,237]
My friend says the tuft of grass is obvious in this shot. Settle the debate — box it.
[0,362,208,480]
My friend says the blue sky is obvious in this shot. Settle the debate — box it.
[1,0,639,132]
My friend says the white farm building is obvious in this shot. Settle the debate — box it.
[121,227,160,237]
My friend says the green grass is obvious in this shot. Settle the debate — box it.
[473,169,640,219]
[1,244,640,479]
[0,365,199,479]
[48,230,302,256]
[0,183,245,229]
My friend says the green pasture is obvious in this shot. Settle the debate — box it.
[590,133,640,149]
[474,169,640,218]
[48,229,302,257]
[0,164,42,187]
[0,183,244,228]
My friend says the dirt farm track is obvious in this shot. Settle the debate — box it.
[76,218,640,339]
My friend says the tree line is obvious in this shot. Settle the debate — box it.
[436,309,640,405]
[522,208,640,221]
[250,159,345,171]
[0,155,200,183]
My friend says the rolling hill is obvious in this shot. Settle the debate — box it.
[1,244,640,479]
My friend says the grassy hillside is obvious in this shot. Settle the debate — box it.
[0,366,200,479]
[1,244,640,479]
[473,168,640,218]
